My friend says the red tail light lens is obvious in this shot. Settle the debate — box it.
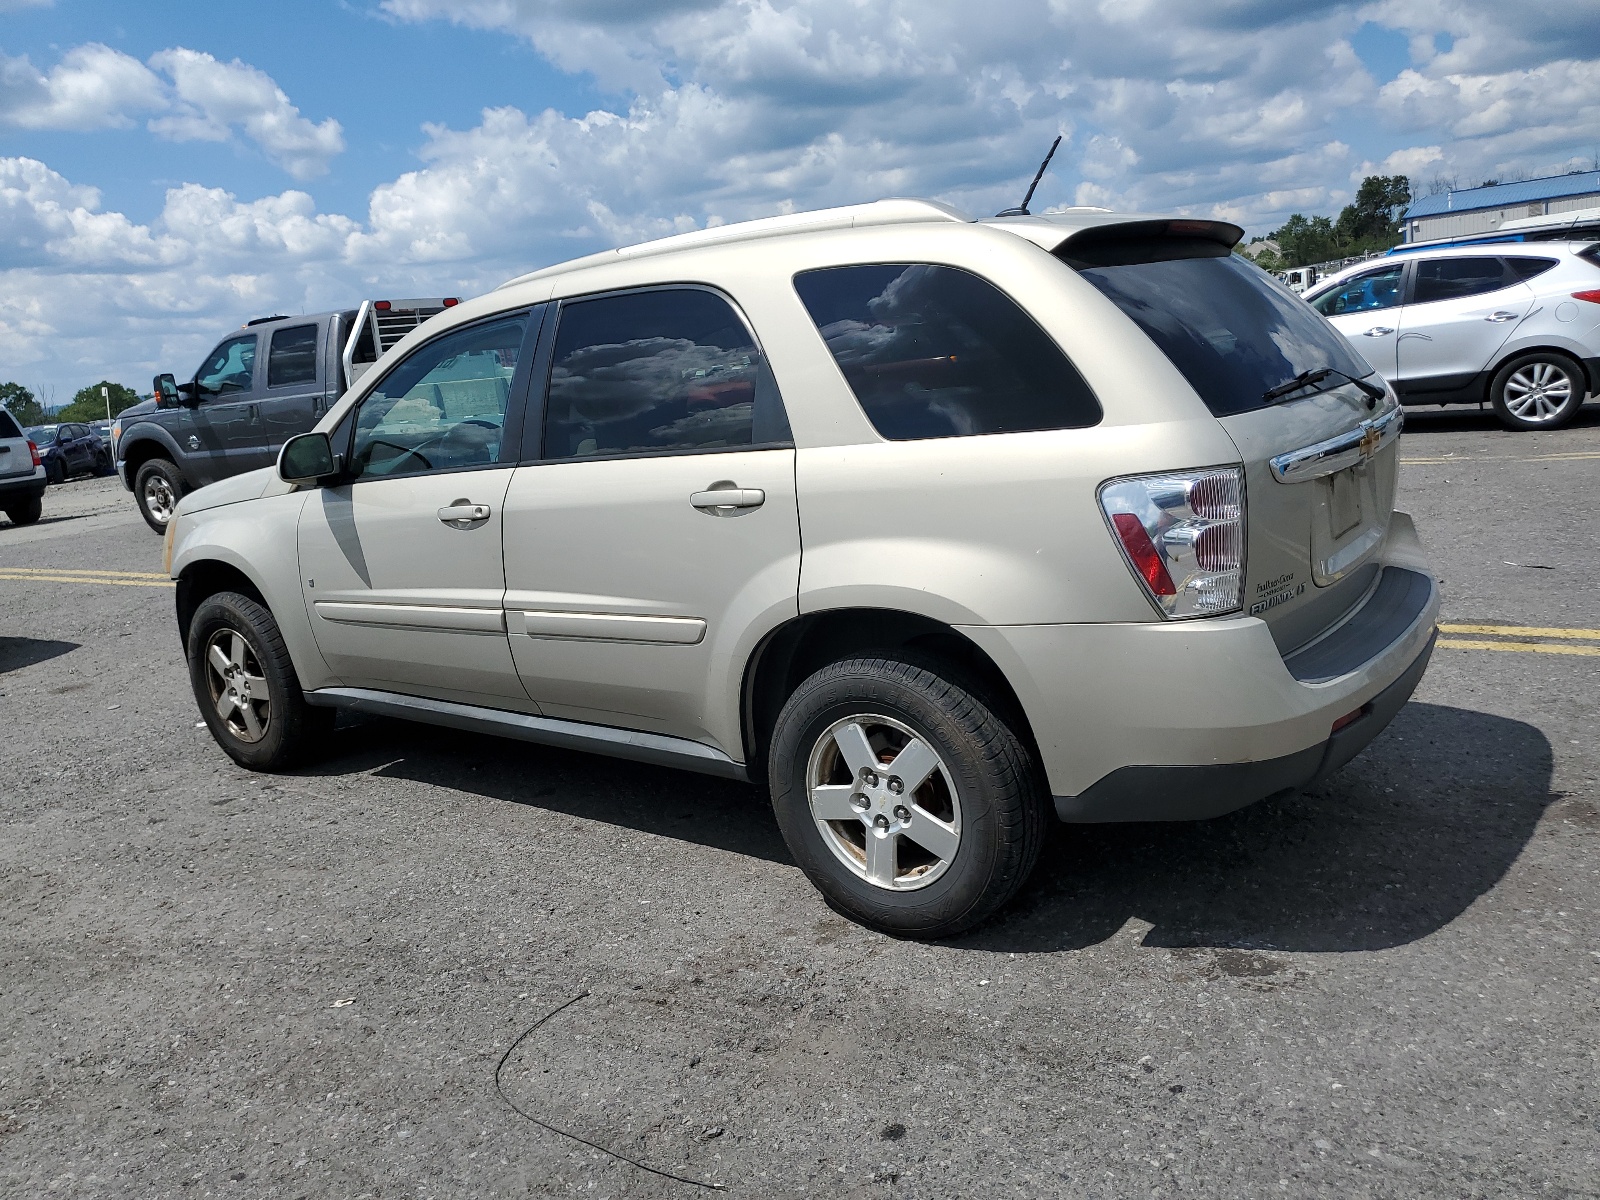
[1100,468,1246,619]
[27,440,41,467]
[1111,512,1177,595]
[442,297,459,307]
[1572,289,1600,305]
[374,300,392,311]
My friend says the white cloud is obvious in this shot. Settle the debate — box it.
[0,42,344,178]
[0,43,165,130]
[148,49,346,179]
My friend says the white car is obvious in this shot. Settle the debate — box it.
[1304,242,1600,430]
[166,199,1439,937]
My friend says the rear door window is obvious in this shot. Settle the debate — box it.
[1309,264,1404,315]
[1074,244,1376,417]
[267,324,319,387]
[542,287,789,460]
[1412,257,1511,304]
[0,411,21,439]
[793,263,1100,440]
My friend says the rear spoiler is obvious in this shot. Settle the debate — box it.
[985,214,1244,264]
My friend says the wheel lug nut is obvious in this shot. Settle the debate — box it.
[850,793,869,812]
[873,815,890,832]
[862,770,879,788]
[887,777,903,794]
[894,805,910,822]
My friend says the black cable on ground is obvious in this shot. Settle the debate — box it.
[494,990,728,1192]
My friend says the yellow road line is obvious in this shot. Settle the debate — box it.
[1439,638,1600,657]
[0,570,172,588]
[1440,622,1600,641]
[1402,451,1600,465]
[0,565,170,579]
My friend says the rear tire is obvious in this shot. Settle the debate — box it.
[187,590,334,771]
[46,458,65,485]
[1490,352,1587,431]
[134,458,184,533]
[4,494,43,525]
[768,654,1049,938]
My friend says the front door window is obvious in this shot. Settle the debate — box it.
[196,335,258,398]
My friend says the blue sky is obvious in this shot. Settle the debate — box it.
[3,0,1598,401]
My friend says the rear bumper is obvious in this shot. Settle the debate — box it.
[0,470,46,499]
[1052,629,1434,822]
[957,513,1439,819]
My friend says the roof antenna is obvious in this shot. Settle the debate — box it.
[995,135,1062,217]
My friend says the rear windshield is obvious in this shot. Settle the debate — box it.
[1073,242,1376,416]
[0,410,20,439]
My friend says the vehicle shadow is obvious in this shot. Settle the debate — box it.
[964,701,1556,954]
[0,636,79,674]
[304,714,793,865]
[1399,400,1600,434]
[304,700,1552,955]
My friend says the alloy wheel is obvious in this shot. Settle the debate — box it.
[203,628,271,743]
[142,475,177,524]
[805,713,962,891]
[1503,361,1574,423]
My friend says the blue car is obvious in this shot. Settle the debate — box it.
[25,422,113,484]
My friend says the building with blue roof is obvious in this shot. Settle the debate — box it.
[1404,171,1600,242]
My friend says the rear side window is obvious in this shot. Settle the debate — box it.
[1505,256,1559,282]
[0,411,20,439]
[1075,244,1375,417]
[794,264,1100,440]
[1413,257,1510,304]
[267,324,319,387]
[543,288,789,460]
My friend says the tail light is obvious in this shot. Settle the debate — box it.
[1572,289,1600,305]
[1100,467,1245,619]
[27,440,41,468]
[442,297,459,307]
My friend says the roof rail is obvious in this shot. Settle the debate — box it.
[498,198,971,289]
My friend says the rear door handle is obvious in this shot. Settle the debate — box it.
[1362,326,1394,336]
[1485,310,1519,322]
[437,501,491,525]
[690,486,765,511]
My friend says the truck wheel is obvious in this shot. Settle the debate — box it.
[134,458,184,533]
[767,654,1049,939]
[4,494,43,525]
[1490,353,1587,431]
[187,590,334,771]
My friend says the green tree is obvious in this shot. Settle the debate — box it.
[0,381,46,426]
[1274,213,1340,267]
[58,380,141,423]
[1333,174,1411,254]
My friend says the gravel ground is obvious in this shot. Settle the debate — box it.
[1,413,1597,1199]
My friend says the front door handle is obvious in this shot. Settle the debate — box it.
[1362,326,1394,336]
[690,485,765,512]
[437,501,491,526]
[1485,310,1519,322]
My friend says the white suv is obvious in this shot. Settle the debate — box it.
[1305,241,1600,430]
[167,199,1439,937]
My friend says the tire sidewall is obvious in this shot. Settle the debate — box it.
[1492,353,1586,430]
[769,662,1015,935]
[187,593,300,770]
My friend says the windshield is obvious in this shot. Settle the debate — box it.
[1076,247,1376,416]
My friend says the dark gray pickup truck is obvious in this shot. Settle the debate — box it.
[115,298,455,532]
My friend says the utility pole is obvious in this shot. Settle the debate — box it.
[102,385,110,422]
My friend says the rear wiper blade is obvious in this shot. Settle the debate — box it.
[1262,367,1386,407]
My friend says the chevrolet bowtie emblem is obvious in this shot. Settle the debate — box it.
[1358,424,1381,459]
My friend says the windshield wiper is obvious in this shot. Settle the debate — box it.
[1263,367,1386,407]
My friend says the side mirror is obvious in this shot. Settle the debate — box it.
[278,431,339,485]
[154,374,180,409]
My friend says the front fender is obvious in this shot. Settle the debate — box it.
[119,426,193,488]
[170,488,338,691]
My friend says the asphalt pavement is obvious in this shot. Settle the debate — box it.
[2,410,1597,1199]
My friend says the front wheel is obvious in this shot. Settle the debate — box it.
[187,590,334,770]
[768,655,1049,938]
[46,458,65,485]
[133,458,184,533]
[1490,353,1587,430]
